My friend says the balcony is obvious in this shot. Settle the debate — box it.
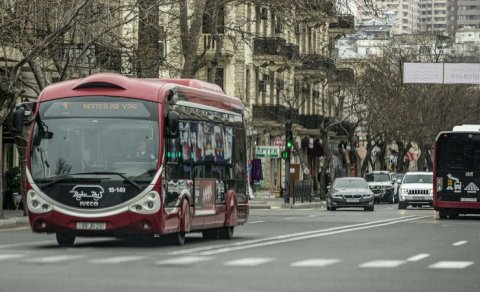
[252,104,287,124]
[297,54,335,70]
[56,43,121,71]
[285,44,299,60]
[253,37,287,56]
[198,34,235,59]
[331,68,355,83]
[329,14,355,34]
[295,54,335,79]
[305,0,335,17]
[297,114,325,129]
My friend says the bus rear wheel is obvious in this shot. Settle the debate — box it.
[438,210,447,219]
[56,232,75,247]
[218,226,234,240]
[172,231,186,246]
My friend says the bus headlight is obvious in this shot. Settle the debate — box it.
[129,191,161,214]
[27,190,53,214]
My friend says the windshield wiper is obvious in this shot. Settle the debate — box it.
[74,172,142,191]
[38,173,98,189]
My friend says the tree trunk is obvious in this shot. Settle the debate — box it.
[180,0,206,78]
[137,0,160,78]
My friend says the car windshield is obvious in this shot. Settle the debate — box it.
[403,174,433,184]
[364,173,390,182]
[334,179,368,189]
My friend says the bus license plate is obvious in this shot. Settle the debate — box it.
[76,222,106,230]
[461,198,477,202]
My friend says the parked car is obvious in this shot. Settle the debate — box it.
[327,177,375,211]
[364,171,397,204]
[398,172,433,209]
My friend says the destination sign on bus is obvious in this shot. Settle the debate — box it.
[44,100,151,118]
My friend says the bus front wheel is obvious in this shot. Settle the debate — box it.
[56,232,75,247]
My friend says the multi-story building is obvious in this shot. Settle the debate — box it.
[419,0,449,34]
[358,0,420,34]
[449,1,480,32]
[146,1,356,193]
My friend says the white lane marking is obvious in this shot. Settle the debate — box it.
[0,240,55,249]
[359,260,406,268]
[407,254,430,262]
[429,261,474,269]
[25,255,84,264]
[193,216,429,256]
[0,254,24,261]
[0,227,30,232]
[291,259,340,267]
[308,215,317,218]
[452,241,468,247]
[169,215,425,256]
[284,217,297,220]
[224,257,274,266]
[248,221,265,224]
[156,256,213,266]
[89,256,146,264]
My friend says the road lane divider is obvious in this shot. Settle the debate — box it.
[169,215,429,256]
[452,240,467,247]
[407,253,430,262]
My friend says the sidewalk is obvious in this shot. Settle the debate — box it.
[0,209,29,229]
[249,190,326,210]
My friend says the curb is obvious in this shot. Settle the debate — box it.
[0,217,30,230]
[283,202,326,209]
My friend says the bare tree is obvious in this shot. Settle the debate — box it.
[357,33,480,174]
[0,0,137,217]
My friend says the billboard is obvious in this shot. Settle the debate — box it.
[403,63,480,84]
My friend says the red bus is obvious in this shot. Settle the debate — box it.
[12,73,249,246]
[434,125,480,219]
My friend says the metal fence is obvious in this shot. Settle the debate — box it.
[294,180,313,203]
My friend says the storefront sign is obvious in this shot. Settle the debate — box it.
[255,146,280,158]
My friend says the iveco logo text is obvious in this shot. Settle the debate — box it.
[70,185,104,207]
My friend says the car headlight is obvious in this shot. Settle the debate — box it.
[333,194,343,198]
[401,188,408,195]
[364,193,372,197]
[429,189,433,195]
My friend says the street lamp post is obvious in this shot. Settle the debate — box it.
[283,112,293,204]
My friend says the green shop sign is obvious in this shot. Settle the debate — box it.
[255,146,280,158]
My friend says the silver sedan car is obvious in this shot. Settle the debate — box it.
[327,177,375,211]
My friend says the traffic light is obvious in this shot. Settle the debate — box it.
[281,150,290,160]
[286,135,293,151]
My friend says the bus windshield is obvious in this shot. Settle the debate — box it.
[30,96,159,189]
[436,133,480,171]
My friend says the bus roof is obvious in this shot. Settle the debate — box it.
[452,124,480,132]
[37,73,243,113]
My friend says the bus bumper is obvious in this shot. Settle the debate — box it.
[28,210,164,236]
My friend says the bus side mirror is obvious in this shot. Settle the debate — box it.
[12,106,25,133]
[165,111,179,138]
[12,102,36,134]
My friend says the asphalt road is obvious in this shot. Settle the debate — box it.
[0,204,479,292]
